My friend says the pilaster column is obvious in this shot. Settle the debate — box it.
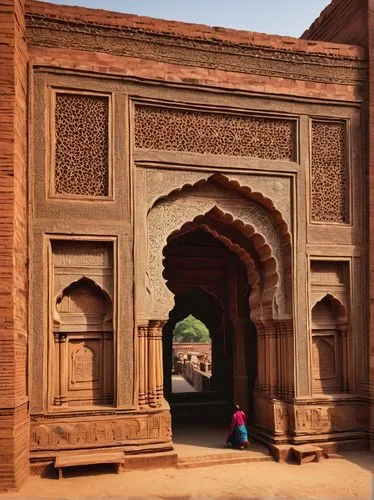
[137,320,165,408]
[255,321,266,392]
[53,332,67,406]
[339,323,349,392]
[53,333,61,405]
[59,334,67,405]
[102,332,112,404]
[137,323,148,407]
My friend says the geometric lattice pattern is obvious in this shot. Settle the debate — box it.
[311,121,347,223]
[54,93,109,197]
[135,105,296,161]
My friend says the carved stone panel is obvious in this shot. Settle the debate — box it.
[311,298,343,394]
[311,120,347,223]
[30,411,172,451]
[51,241,114,407]
[293,403,365,434]
[53,92,109,197]
[135,105,296,161]
[147,180,288,319]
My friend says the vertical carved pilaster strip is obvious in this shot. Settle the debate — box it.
[280,321,288,398]
[59,333,67,405]
[155,322,165,404]
[280,320,289,398]
[256,321,266,393]
[340,324,349,392]
[284,321,290,397]
[264,321,272,394]
[276,321,281,398]
[53,332,61,405]
[269,321,278,397]
[138,323,148,407]
[286,320,294,397]
[258,322,267,392]
[102,332,112,404]
[148,321,158,407]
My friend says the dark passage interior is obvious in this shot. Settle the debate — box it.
[163,227,257,425]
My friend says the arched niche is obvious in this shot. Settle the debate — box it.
[146,174,292,322]
[311,294,347,394]
[51,276,114,407]
[54,276,113,332]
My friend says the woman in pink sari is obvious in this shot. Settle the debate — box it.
[226,404,249,449]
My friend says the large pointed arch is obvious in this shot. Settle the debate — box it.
[147,174,291,321]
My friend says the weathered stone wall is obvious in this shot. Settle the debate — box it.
[302,0,373,454]
[0,0,29,490]
[0,0,372,490]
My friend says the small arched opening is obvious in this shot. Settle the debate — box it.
[52,276,114,407]
[311,294,348,394]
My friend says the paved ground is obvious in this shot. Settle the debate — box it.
[1,425,373,499]
[172,374,197,393]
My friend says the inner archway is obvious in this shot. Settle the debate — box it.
[171,314,212,394]
[162,227,257,424]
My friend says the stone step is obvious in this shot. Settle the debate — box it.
[178,451,273,469]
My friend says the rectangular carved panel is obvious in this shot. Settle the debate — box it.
[311,261,345,285]
[135,105,296,161]
[30,411,172,451]
[311,120,347,223]
[312,332,341,394]
[310,261,349,395]
[51,240,114,407]
[53,93,109,197]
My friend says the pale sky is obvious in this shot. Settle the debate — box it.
[40,0,332,38]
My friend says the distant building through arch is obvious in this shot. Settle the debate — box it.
[0,0,373,490]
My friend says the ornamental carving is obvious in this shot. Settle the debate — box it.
[30,412,172,450]
[294,405,364,433]
[147,180,289,320]
[26,17,366,85]
[135,105,296,161]
[54,93,109,197]
[311,121,347,223]
[146,170,292,228]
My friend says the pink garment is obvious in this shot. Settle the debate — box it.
[232,410,246,427]
[228,410,247,436]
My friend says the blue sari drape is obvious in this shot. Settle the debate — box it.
[229,424,248,447]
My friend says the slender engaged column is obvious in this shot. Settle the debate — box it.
[148,322,158,407]
[53,332,61,405]
[102,332,112,404]
[155,324,164,402]
[255,321,265,392]
[59,334,67,405]
[138,324,148,407]
[340,324,349,392]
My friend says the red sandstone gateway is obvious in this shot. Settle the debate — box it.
[0,0,372,490]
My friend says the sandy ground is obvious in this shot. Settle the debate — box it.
[1,451,373,499]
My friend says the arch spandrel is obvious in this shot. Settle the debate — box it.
[146,176,292,321]
[146,170,292,229]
